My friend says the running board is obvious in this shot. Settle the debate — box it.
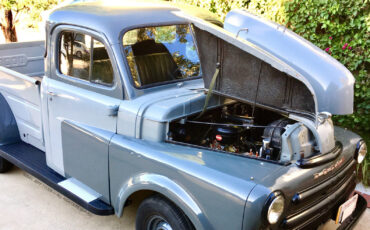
[0,142,114,216]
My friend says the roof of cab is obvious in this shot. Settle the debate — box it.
[47,1,188,44]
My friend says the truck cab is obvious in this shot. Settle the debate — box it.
[0,2,367,230]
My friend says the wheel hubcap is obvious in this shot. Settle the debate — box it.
[147,215,173,230]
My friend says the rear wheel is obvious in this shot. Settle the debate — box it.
[0,156,12,173]
[136,195,194,230]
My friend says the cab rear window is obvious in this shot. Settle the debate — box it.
[122,25,201,88]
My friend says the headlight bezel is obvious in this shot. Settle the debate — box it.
[263,191,286,225]
[355,140,367,164]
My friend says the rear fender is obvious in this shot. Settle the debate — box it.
[0,93,20,145]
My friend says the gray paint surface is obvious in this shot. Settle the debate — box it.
[0,41,45,77]
[108,134,272,230]
[107,127,362,229]
[48,2,187,45]
[48,2,355,116]
[62,120,114,203]
[45,3,363,229]
[224,10,355,115]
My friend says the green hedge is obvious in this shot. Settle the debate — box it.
[282,1,369,186]
[284,0,369,134]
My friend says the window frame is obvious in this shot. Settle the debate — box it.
[90,38,115,87]
[57,31,115,87]
[120,23,202,90]
[50,25,124,100]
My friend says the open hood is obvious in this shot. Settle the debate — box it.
[223,10,354,115]
[178,10,354,115]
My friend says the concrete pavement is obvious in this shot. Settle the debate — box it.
[0,168,134,230]
[0,168,368,230]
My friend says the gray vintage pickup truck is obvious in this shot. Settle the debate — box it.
[0,2,367,230]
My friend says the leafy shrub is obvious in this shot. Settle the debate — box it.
[171,0,247,20]
[256,0,370,185]
[283,0,369,134]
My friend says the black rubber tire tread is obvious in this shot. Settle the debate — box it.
[0,156,12,173]
[136,194,194,230]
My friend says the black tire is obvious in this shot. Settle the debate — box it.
[0,156,12,173]
[136,195,194,230]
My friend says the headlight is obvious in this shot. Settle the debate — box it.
[356,140,367,164]
[266,194,285,224]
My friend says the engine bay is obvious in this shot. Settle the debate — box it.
[168,102,318,163]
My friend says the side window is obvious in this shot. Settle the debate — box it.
[91,39,114,85]
[60,32,91,80]
[59,31,114,86]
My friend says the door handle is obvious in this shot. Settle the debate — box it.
[107,105,119,116]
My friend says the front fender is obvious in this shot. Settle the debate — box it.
[115,173,210,230]
[243,184,271,230]
[109,135,258,230]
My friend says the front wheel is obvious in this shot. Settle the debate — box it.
[0,156,12,173]
[136,195,194,230]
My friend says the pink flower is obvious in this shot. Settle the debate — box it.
[348,46,352,50]
[325,47,330,52]
[342,43,348,50]
[329,36,333,40]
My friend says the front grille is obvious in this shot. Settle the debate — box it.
[282,159,356,229]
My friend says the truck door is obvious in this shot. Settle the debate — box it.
[44,28,123,203]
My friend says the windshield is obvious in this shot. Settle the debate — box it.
[122,24,201,88]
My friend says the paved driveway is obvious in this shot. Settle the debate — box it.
[0,168,368,230]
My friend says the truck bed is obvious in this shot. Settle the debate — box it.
[0,41,45,77]
[0,41,45,150]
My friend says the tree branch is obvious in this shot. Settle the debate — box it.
[0,9,5,25]
[13,5,29,25]
[14,10,20,23]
